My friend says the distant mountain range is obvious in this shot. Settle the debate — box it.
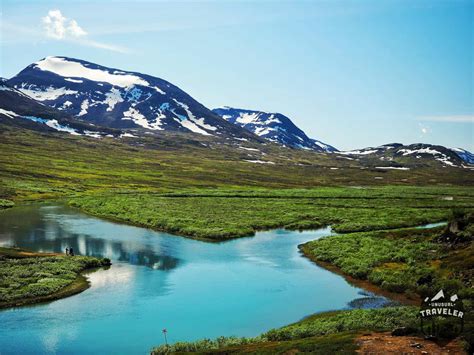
[1,56,473,168]
[7,56,256,140]
[212,107,337,153]
[337,143,473,168]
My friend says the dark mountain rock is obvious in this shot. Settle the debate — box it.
[8,56,257,140]
[212,106,337,152]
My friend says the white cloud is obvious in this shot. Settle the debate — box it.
[42,10,87,39]
[68,20,88,38]
[40,9,127,53]
[417,115,474,123]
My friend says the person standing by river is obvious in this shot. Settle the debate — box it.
[69,247,74,256]
[65,247,69,256]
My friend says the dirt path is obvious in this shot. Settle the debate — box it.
[356,332,466,354]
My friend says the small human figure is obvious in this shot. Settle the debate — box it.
[69,247,74,256]
[65,247,69,256]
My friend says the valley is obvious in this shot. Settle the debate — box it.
[0,56,472,354]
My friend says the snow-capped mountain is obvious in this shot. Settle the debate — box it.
[338,143,473,167]
[0,79,118,137]
[212,107,337,152]
[7,57,257,140]
[450,148,474,165]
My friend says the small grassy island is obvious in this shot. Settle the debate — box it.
[0,247,111,309]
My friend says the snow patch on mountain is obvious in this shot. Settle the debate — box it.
[171,108,210,135]
[78,99,89,116]
[0,108,89,136]
[0,108,19,118]
[450,148,474,164]
[338,149,379,155]
[213,106,337,152]
[18,85,78,101]
[338,143,473,167]
[101,88,123,111]
[35,57,149,88]
[173,99,217,133]
[9,57,249,138]
[243,159,275,164]
[398,147,457,166]
[64,78,83,83]
[26,116,81,135]
[122,107,162,130]
[375,166,410,170]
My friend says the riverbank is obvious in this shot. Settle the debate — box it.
[69,186,474,241]
[0,247,111,309]
[150,213,473,354]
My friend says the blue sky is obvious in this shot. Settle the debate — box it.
[1,0,472,151]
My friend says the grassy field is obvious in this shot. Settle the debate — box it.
[69,186,474,240]
[0,247,111,308]
[301,226,473,299]
[1,124,473,203]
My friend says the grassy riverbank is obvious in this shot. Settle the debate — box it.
[69,186,474,240]
[0,247,111,309]
[150,214,473,354]
[301,226,473,300]
[151,307,419,354]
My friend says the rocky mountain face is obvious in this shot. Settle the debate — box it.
[7,57,257,140]
[212,106,337,152]
[0,79,118,137]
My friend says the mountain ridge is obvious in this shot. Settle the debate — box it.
[3,56,473,168]
[0,79,120,137]
[338,143,473,168]
[212,106,337,152]
[7,56,259,141]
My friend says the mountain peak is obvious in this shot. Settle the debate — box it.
[8,57,258,139]
[31,56,151,88]
[213,106,337,152]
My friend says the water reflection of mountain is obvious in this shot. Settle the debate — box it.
[116,249,179,270]
[0,205,180,270]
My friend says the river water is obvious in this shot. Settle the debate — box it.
[0,204,391,354]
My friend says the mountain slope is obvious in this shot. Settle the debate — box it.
[338,143,474,168]
[7,57,258,140]
[212,106,337,152]
[0,79,118,137]
[450,148,474,165]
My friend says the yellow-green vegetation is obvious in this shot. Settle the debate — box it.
[300,215,473,300]
[152,333,358,354]
[70,186,474,240]
[300,213,474,350]
[0,247,111,308]
[150,307,417,354]
[0,199,14,209]
[1,125,473,203]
